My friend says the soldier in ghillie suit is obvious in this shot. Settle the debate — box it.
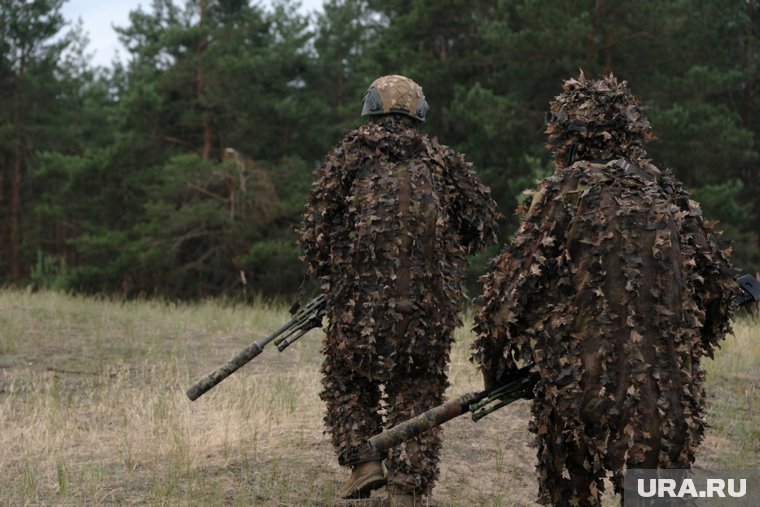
[299,75,499,505]
[473,72,736,507]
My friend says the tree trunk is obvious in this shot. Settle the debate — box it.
[10,54,27,281]
[602,25,613,75]
[10,127,23,280]
[0,170,5,265]
[197,0,215,160]
[741,1,756,129]
[586,0,614,73]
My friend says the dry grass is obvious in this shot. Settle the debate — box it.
[0,289,757,506]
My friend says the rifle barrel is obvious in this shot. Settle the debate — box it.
[186,339,266,401]
[185,294,326,402]
[186,318,298,401]
[338,391,480,466]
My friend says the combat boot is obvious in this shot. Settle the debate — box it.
[385,483,418,507]
[338,460,386,499]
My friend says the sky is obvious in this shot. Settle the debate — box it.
[61,0,326,68]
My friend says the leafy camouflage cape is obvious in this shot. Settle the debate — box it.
[299,115,499,494]
[473,74,736,507]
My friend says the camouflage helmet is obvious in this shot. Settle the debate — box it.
[361,75,428,122]
[545,71,653,166]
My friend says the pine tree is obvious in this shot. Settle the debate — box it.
[0,0,81,281]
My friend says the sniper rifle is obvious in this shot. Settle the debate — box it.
[339,274,760,466]
[338,363,538,466]
[185,294,325,401]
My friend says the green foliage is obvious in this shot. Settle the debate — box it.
[0,0,79,280]
[307,0,383,144]
[464,245,501,298]
[692,181,759,271]
[1,0,758,297]
[133,153,279,297]
[29,251,68,291]
[242,240,303,296]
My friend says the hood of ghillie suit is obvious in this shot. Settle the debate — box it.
[545,72,654,167]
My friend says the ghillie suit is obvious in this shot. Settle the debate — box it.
[300,76,499,501]
[473,73,735,507]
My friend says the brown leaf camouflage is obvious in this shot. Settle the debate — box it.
[299,115,499,495]
[474,74,736,507]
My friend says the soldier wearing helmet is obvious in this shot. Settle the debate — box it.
[473,72,735,506]
[300,75,499,505]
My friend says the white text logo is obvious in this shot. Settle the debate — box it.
[637,478,747,498]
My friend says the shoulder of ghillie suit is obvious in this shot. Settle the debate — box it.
[553,157,662,187]
[545,71,655,167]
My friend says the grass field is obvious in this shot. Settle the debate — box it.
[1,289,758,506]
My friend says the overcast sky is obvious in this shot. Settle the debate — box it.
[61,0,325,67]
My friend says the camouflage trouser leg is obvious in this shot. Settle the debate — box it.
[535,402,604,507]
[383,344,449,496]
[321,352,384,464]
